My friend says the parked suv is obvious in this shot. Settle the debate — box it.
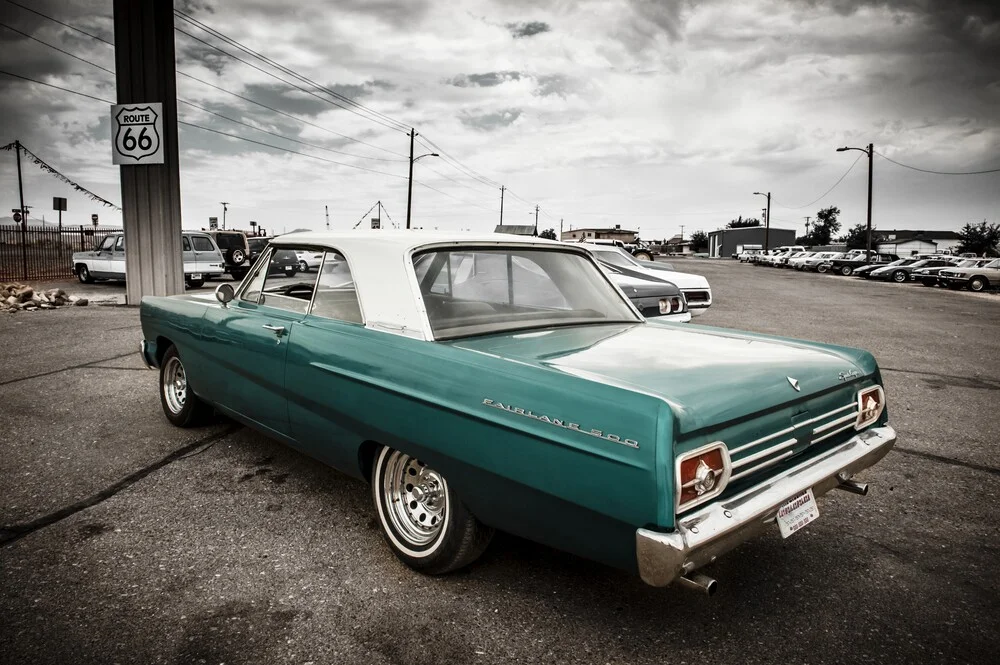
[72,231,224,288]
[207,230,251,280]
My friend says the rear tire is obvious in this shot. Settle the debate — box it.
[159,345,212,427]
[892,270,907,283]
[299,260,309,272]
[839,265,853,276]
[284,267,297,277]
[817,264,829,274]
[372,446,493,575]
[921,278,937,287]
[77,264,94,284]
[633,251,653,262]
[186,279,205,289]
[969,276,989,292]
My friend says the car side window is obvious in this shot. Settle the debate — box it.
[241,246,321,314]
[182,236,191,251]
[116,236,125,251]
[310,250,363,324]
[98,236,115,251]
[192,236,215,252]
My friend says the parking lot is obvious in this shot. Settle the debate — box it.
[1,259,998,665]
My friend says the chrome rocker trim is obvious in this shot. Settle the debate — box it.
[636,424,896,587]
[140,340,156,370]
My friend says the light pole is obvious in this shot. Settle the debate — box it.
[753,191,771,249]
[405,127,439,229]
[836,143,874,262]
[220,202,229,230]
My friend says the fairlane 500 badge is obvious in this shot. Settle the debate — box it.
[838,369,862,381]
[482,398,639,449]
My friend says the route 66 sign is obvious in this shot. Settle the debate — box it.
[111,102,164,165]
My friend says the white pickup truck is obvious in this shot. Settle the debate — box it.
[72,230,225,289]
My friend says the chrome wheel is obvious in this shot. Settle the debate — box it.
[162,356,188,415]
[379,450,448,551]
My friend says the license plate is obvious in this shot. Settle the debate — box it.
[189,273,202,280]
[775,489,819,538]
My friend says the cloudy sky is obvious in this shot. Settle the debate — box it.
[0,0,998,240]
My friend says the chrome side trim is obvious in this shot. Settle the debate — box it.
[729,450,796,481]
[813,420,858,445]
[813,411,858,434]
[731,437,798,468]
[728,402,855,455]
[636,425,897,587]
[140,340,155,370]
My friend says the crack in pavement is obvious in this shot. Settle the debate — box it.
[892,446,1000,477]
[0,351,139,387]
[880,367,1000,391]
[0,425,241,547]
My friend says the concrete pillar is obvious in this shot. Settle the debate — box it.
[114,0,184,303]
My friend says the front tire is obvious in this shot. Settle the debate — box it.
[77,264,94,284]
[633,251,653,262]
[159,345,212,427]
[372,446,493,575]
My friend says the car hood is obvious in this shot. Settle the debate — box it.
[603,264,709,291]
[449,321,875,434]
[609,273,681,297]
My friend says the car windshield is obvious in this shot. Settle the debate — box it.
[908,260,930,268]
[213,233,245,250]
[414,248,640,340]
[986,259,1000,269]
[592,248,639,269]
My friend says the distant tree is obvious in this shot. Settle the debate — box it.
[689,230,708,252]
[800,206,841,246]
[539,228,557,240]
[841,223,879,250]
[727,216,762,229]
[956,220,1000,256]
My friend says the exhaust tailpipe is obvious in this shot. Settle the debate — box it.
[836,478,869,496]
[676,573,718,596]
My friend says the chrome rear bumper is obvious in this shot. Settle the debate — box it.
[636,425,896,587]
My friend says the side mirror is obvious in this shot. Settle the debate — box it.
[215,283,235,305]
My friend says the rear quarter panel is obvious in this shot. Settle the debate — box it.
[140,295,213,395]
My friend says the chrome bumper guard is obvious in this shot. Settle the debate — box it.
[140,340,155,370]
[636,424,896,587]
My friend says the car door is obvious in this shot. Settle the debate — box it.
[109,234,127,278]
[190,234,217,275]
[181,235,196,275]
[200,246,320,439]
[91,235,116,274]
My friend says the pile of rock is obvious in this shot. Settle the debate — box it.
[1,283,88,312]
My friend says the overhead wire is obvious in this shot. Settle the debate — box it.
[874,151,1000,175]
[1,0,114,47]
[773,153,863,210]
[0,21,114,74]
[173,9,410,134]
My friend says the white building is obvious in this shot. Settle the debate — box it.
[876,230,962,256]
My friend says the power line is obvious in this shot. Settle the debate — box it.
[0,69,113,104]
[173,25,406,135]
[176,121,408,179]
[0,21,114,74]
[173,9,410,134]
[874,151,1000,175]
[1,0,114,47]
[774,153,863,210]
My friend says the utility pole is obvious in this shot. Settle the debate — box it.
[534,205,539,236]
[753,191,771,249]
[406,128,415,229]
[679,224,685,240]
[866,142,874,262]
[15,140,27,279]
[220,202,229,230]
[325,205,330,231]
[559,217,563,240]
[499,186,505,227]
[804,216,811,236]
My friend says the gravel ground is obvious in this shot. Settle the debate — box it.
[1,259,997,665]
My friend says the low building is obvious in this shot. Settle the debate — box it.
[560,225,637,242]
[707,227,796,258]
[875,230,961,256]
[660,233,693,255]
[494,224,537,236]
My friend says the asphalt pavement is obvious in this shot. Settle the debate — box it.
[1,260,998,665]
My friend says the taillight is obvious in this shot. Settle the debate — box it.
[676,443,731,512]
[855,385,885,430]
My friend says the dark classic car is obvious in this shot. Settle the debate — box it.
[823,253,898,276]
[140,232,895,593]
[868,258,953,283]
[911,258,976,286]
[246,237,299,277]
[851,257,916,279]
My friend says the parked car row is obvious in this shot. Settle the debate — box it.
[743,246,998,292]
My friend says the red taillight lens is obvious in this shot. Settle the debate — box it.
[855,385,885,430]
[676,443,731,511]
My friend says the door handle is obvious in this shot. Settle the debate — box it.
[262,324,286,336]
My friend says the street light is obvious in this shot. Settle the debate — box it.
[220,202,229,230]
[836,143,874,263]
[753,191,771,249]
[405,127,439,229]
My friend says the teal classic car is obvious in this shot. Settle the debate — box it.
[140,232,895,593]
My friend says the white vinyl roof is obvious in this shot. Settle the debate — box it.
[268,231,609,340]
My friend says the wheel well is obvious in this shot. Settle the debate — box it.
[155,336,174,365]
[357,440,381,483]
[970,274,989,284]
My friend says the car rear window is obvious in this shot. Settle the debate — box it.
[192,236,215,252]
[213,233,245,250]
